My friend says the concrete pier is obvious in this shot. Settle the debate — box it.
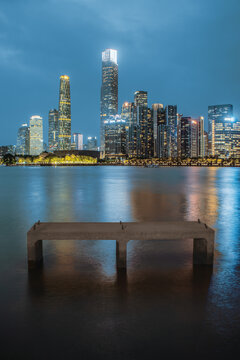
[27,221,215,269]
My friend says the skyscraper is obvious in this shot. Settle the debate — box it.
[134,91,148,157]
[208,104,233,157]
[101,49,118,151]
[16,124,29,155]
[104,115,126,155]
[58,75,71,150]
[166,105,177,158]
[29,116,43,155]
[121,102,136,156]
[152,104,164,157]
[48,109,59,152]
[73,133,83,150]
[87,137,98,150]
[180,117,203,158]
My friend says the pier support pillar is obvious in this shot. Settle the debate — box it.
[193,236,214,265]
[27,235,43,266]
[116,240,128,270]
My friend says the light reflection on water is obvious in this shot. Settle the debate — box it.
[0,166,240,359]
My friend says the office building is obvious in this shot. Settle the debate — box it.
[87,137,98,151]
[73,133,83,150]
[58,75,71,150]
[16,124,29,155]
[121,102,136,157]
[152,104,164,157]
[29,115,43,156]
[104,115,126,155]
[231,119,240,158]
[100,49,118,151]
[208,104,233,157]
[48,109,59,152]
[166,105,178,158]
[134,91,148,157]
[180,117,204,158]
[204,131,208,157]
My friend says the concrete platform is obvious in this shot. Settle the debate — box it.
[27,221,215,269]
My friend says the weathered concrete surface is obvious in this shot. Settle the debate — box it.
[27,221,215,268]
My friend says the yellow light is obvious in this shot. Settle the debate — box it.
[60,75,69,80]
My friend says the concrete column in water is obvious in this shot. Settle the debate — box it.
[193,235,214,265]
[116,240,128,269]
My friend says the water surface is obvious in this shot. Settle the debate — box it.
[0,166,240,359]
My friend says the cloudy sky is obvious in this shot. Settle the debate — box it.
[1,0,240,145]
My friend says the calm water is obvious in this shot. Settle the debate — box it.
[0,166,240,359]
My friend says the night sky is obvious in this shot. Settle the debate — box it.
[1,0,240,145]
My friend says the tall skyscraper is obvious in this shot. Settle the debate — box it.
[29,115,43,156]
[198,117,204,158]
[121,102,136,156]
[58,75,71,150]
[48,109,59,152]
[152,104,164,157]
[16,124,29,155]
[101,49,118,151]
[134,91,148,157]
[180,117,203,158]
[208,104,233,157]
[166,105,178,158]
[73,133,83,150]
[104,115,126,155]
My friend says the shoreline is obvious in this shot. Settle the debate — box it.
[2,163,240,168]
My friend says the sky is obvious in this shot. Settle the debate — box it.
[0,0,240,145]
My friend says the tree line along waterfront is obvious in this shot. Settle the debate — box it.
[1,153,240,167]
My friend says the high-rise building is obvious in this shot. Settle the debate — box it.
[29,115,43,156]
[166,105,178,158]
[48,109,59,152]
[231,119,240,158]
[198,117,204,158]
[104,115,126,155]
[100,49,118,151]
[156,107,167,158]
[208,104,233,157]
[180,117,203,158]
[87,137,98,151]
[152,104,164,157]
[73,133,83,150]
[58,75,71,150]
[16,124,29,155]
[134,91,148,157]
[121,102,136,156]
[204,131,208,157]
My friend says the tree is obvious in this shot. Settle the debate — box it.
[2,153,16,166]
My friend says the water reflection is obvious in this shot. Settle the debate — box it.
[1,166,240,359]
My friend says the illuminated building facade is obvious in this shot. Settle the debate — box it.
[87,137,98,151]
[208,104,233,157]
[29,115,43,155]
[231,119,240,158]
[104,115,126,155]
[156,107,167,157]
[48,109,59,152]
[166,105,178,158]
[204,131,209,156]
[134,91,148,157]
[58,75,71,150]
[101,49,118,151]
[180,117,204,158]
[73,133,83,150]
[16,124,29,155]
[152,104,163,157]
[121,102,136,156]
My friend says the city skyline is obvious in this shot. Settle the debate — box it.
[1,0,240,145]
